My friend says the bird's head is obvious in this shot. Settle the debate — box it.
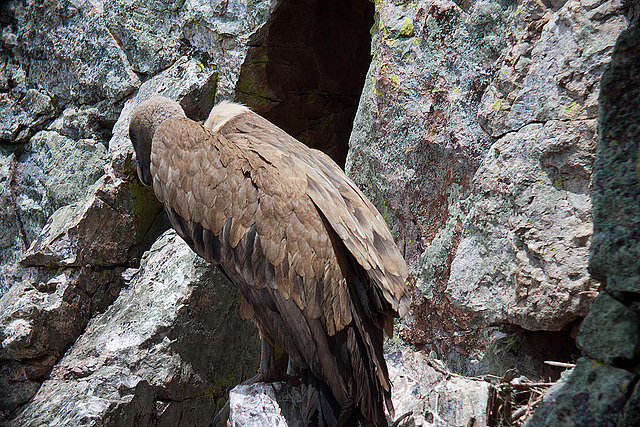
[129,96,186,186]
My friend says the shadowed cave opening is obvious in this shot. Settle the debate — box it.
[234,0,374,168]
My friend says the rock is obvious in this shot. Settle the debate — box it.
[348,0,627,377]
[0,120,109,295]
[227,349,492,426]
[528,11,640,426]
[179,0,277,101]
[524,358,637,427]
[229,383,304,427]
[0,130,109,296]
[621,380,640,427]
[21,173,135,268]
[48,105,110,142]
[576,293,639,364]
[479,0,627,137]
[0,358,56,420]
[7,0,140,109]
[8,230,260,427]
[346,0,517,373]
[0,267,122,417]
[0,89,55,144]
[0,152,29,296]
[589,8,640,287]
[102,0,183,77]
[23,130,109,212]
[448,120,598,331]
[386,349,492,427]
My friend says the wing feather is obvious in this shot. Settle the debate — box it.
[215,111,409,317]
[150,112,407,425]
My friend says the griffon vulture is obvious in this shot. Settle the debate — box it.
[129,96,410,426]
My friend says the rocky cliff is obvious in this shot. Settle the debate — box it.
[0,0,636,425]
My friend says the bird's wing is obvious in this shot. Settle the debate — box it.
[217,111,409,318]
[150,116,356,337]
[149,114,405,420]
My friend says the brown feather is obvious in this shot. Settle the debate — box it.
[139,102,410,427]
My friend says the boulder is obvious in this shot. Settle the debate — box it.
[348,0,628,377]
[226,349,493,427]
[527,8,640,426]
[21,173,135,268]
[525,358,637,427]
[9,230,260,427]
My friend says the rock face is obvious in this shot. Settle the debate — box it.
[1,0,638,425]
[228,349,492,427]
[9,231,259,427]
[386,349,492,427]
[0,0,273,423]
[229,383,304,427]
[347,0,628,378]
[526,7,640,426]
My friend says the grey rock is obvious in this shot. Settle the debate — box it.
[23,130,108,212]
[386,349,491,426]
[346,0,518,369]
[352,0,626,378]
[0,124,108,296]
[0,130,108,296]
[528,14,640,426]
[524,358,637,427]
[0,88,55,144]
[448,120,598,331]
[102,0,184,76]
[0,278,89,361]
[576,293,639,363]
[8,0,140,108]
[0,152,30,296]
[589,10,640,286]
[179,0,277,101]
[9,230,260,427]
[0,266,122,416]
[48,106,109,142]
[101,0,276,97]
[227,349,492,427]
[621,379,640,427]
[21,173,135,268]
[229,383,304,427]
[479,0,627,137]
[347,0,515,262]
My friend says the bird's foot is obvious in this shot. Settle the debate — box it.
[211,337,284,426]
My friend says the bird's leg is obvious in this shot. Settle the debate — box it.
[287,356,300,376]
[211,337,277,426]
[246,336,278,383]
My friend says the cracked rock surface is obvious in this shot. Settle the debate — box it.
[348,0,628,379]
[8,231,259,427]
[0,0,272,423]
[1,0,639,425]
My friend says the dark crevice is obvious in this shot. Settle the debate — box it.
[234,0,374,168]
[7,153,28,250]
[475,325,581,381]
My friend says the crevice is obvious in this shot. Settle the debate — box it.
[7,153,29,250]
[489,116,598,140]
[234,0,374,168]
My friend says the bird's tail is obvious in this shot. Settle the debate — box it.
[301,369,353,427]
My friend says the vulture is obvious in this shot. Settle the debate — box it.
[129,96,410,426]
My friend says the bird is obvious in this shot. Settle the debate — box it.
[129,96,410,426]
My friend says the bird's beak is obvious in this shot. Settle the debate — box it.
[136,160,152,187]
